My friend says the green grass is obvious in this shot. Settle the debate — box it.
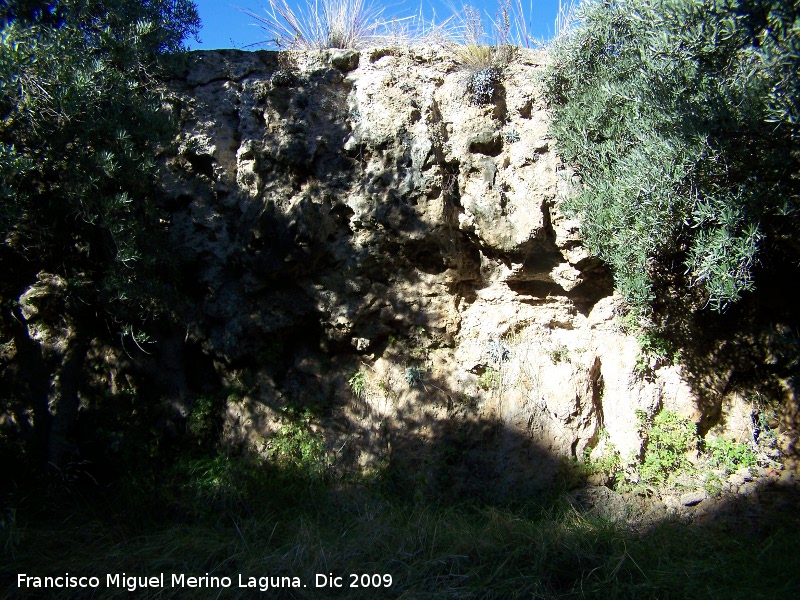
[4,464,800,599]
[348,369,366,397]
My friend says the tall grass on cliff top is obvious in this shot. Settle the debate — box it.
[244,0,561,51]
[545,0,800,314]
[243,0,387,49]
[448,0,578,68]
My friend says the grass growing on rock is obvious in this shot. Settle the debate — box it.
[243,0,387,50]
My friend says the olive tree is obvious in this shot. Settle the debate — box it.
[0,0,199,467]
[545,0,799,314]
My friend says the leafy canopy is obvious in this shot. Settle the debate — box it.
[545,0,799,313]
[0,0,199,318]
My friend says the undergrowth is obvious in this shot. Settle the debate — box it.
[4,455,800,599]
[637,409,698,485]
[3,395,798,598]
[564,409,767,496]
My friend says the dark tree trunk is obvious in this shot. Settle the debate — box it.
[45,331,88,469]
[9,305,51,470]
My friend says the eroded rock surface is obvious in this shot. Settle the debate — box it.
[149,47,769,491]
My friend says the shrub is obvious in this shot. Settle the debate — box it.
[468,66,503,105]
[545,0,800,314]
[706,437,757,474]
[1,0,199,316]
[0,0,199,468]
[269,409,330,479]
[639,410,698,484]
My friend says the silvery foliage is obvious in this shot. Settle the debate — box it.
[469,67,502,105]
[487,339,511,363]
[503,128,520,143]
[545,0,800,313]
[405,367,424,387]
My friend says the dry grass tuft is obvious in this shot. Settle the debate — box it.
[551,0,583,46]
[241,1,576,56]
[242,0,386,50]
[449,2,519,71]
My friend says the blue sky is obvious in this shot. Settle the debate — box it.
[187,1,570,50]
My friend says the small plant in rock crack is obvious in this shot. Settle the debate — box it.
[503,128,520,143]
[405,367,424,387]
[468,67,502,105]
[635,330,675,375]
[752,408,778,446]
[478,367,500,391]
[188,395,221,445]
[638,410,699,485]
[548,344,570,364]
[561,440,622,489]
[487,339,511,364]
[269,408,330,479]
[348,370,366,397]
[271,68,297,87]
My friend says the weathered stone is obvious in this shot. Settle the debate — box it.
[729,473,746,488]
[680,491,707,506]
[740,481,760,496]
[663,495,681,512]
[778,470,796,487]
[329,49,360,72]
[570,486,629,521]
[151,47,765,491]
[351,337,370,351]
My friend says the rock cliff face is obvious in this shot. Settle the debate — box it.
[151,47,764,491]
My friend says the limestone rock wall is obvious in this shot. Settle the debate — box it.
[159,48,738,491]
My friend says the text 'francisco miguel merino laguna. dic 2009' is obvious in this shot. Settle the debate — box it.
[17,572,395,592]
